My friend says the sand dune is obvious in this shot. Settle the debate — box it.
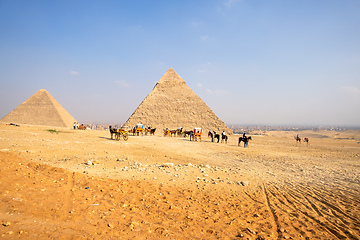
[0,123,359,239]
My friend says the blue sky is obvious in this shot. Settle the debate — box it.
[1,0,359,127]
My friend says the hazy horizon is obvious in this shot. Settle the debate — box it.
[1,1,359,127]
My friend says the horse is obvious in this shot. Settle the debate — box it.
[221,134,228,144]
[238,136,252,148]
[294,136,301,143]
[109,126,117,139]
[208,131,220,143]
[170,130,177,137]
[164,129,170,137]
[132,127,136,136]
[145,127,156,135]
[176,128,183,137]
[183,130,193,137]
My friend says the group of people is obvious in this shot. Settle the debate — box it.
[208,130,228,143]
[73,122,86,130]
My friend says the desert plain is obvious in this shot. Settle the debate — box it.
[0,123,359,239]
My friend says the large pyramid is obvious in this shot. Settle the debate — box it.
[1,89,77,128]
[125,68,232,134]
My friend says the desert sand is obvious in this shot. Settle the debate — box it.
[0,123,359,239]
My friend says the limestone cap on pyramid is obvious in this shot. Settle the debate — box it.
[156,67,186,84]
[0,89,77,128]
[124,68,232,134]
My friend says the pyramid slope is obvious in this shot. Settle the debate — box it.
[1,89,77,128]
[125,68,232,134]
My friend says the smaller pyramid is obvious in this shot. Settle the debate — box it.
[1,89,77,128]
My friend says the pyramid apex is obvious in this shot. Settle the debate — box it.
[36,89,50,94]
[157,67,185,84]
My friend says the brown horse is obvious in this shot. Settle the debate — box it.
[294,136,301,143]
[176,128,183,137]
[163,129,170,137]
[145,127,156,135]
[221,135,228,144]
[170,130,177,137]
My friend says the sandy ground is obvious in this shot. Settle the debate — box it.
[0,123,359,239]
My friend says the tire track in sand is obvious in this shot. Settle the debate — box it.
[262,183,280,240]
[265,181,359,239]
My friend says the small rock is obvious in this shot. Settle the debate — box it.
[241,181,249,186]
[246,227,256,234]
[2,222,10,227]
[161,163,174,168]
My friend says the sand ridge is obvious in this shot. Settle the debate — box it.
[0,123,359,239]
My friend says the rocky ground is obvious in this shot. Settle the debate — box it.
[0,123,359,239]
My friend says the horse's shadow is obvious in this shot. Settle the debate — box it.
[99,136,116,141]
